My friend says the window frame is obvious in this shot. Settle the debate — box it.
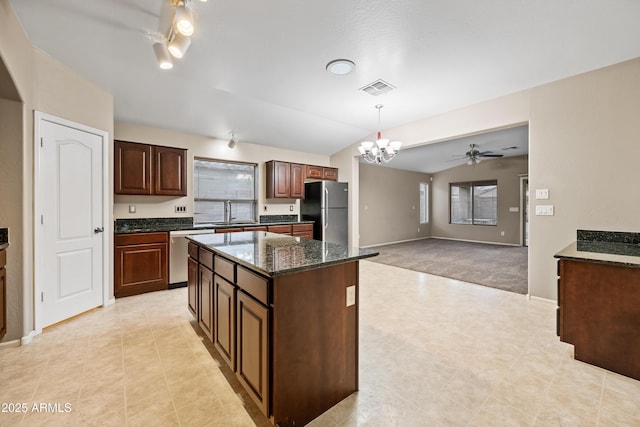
[449,180,498,226]
[193,157,259,225]
[419,182,429,224]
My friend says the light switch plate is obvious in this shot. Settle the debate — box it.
[535,189,550,200]
[535,205,554,216]
[346,285,356,307]
[509,207,519,212]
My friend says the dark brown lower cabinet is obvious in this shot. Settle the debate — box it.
[214,275,236,370]
[114,232,168,298]
[0,249,6,340]
[558,259,640,381]
[199,264,214,341]
[236,290,269,416]
[187,256,198,318]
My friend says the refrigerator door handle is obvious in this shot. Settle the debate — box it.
[324,187,329,229]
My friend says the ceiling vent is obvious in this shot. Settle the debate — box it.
[359,79,396,96]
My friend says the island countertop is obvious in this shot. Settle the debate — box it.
[186,231,378,277]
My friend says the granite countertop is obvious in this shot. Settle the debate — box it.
[554,229,640,268]
[187,231,379,277]
[0,228,8,251]
[114,216,313,234]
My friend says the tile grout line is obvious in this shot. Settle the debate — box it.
[595,372,606,427]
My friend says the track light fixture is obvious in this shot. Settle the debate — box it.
[228,131,238,149]
[168,32,191,58]
[173,3,194,36]
[150,0,205,69]
[153,42,173,70]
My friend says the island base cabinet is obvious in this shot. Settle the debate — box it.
[199,265,214,342]
[558,259,640,381]
[271,262,358,427]
[187,257,198,318]
[214,275,236,370]
[236,291,269,418]
[0,249,6,340]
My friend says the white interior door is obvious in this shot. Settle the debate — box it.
[37,115,106,328]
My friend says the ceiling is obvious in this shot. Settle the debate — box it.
[9,0,640,162]
[379,124,529,174]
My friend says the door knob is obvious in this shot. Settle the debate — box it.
[94,227,104,234]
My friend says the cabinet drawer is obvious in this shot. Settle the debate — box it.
[237,266,270,305]
[215,256,235,283]
[115,232,168,246]
[292,223,313,233]
[323,167,338,181]
[199,248,214,270]
[188,242,199,261]
[243,226,268,232]
[305,165,323,179]
[268,224,292,234]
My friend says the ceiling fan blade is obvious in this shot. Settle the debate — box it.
[478,153,503,158]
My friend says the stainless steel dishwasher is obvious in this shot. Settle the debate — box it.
[169,228,215,285]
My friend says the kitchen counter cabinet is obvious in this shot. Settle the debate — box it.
[555,230,640,381]
[556,258,640,380]
[114,232,169,298]
[0,248,6,340]
[187,232,377,426]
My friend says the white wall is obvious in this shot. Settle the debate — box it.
[114,122,331,220]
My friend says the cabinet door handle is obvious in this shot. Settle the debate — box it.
[94,227,104,234]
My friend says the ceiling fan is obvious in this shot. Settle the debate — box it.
[451,143,504,165]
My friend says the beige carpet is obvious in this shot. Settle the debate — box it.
[368,238,528,294]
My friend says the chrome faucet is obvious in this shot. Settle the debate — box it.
[225,200,235,223]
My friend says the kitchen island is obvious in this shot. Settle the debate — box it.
[186,231,378,426]
[554,230,640,381]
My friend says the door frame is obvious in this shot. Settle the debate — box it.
[33,111,111,334]
[519,175,529,247]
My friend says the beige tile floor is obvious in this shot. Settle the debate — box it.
[1,260,639,426]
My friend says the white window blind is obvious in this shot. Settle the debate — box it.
[194,158,257,224]
[419,182,429,224]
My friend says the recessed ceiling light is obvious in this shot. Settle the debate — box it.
[326,59,356,76]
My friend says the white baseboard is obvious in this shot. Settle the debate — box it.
[528,295,557,304]
[105,298,116,307]
[362,236,431,249]
[20,330,40,345]
[430,236,522,247]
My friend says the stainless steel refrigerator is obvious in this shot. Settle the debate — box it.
[301,181,349,245]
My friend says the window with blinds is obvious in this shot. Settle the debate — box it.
[450,180,498,225]
[193,158,258,224]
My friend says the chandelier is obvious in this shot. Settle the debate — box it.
[358,105,402,165]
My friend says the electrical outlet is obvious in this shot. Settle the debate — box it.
[346,286,356,307]
[289,205,293,212]
[501,231,505,236]
[128,205,136,213]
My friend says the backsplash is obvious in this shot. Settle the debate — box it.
[577,229,640,244]
[259,214,299,223]
[115,217,193,233]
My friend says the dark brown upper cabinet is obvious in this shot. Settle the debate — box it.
[114,140,187,196]
[265,160,305,199]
